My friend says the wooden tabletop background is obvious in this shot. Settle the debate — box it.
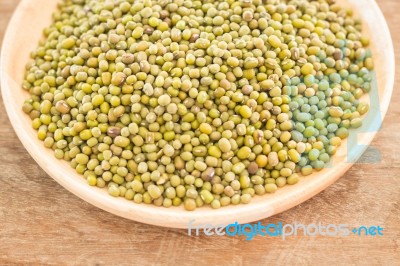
[0,0,399,265]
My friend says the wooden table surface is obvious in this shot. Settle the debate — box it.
[0,0,399,265]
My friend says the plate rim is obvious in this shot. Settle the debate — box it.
[0,0,395,228]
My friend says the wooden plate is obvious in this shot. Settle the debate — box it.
[1,0,394,228]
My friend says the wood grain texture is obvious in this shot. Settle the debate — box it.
[0,0,399,265]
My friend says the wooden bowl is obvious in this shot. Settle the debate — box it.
[1,0,394,228]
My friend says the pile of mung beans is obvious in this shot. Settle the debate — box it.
[22,0,374,210]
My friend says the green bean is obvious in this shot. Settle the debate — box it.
[22,0,373,210]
